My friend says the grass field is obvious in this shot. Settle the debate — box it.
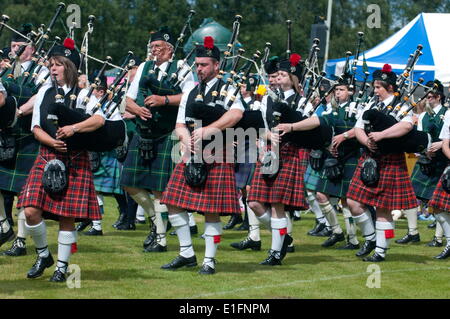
[0,196,449,299]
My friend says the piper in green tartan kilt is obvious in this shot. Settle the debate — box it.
[121,27,195,253]
[277,77,361,250]
[0,24,48,254]
[396,80,447,245]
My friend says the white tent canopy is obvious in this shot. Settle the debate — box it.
[325,13,450,86]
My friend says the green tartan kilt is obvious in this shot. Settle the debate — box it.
[0,132,39,194]
[120,133,176,192]
[411,159,447,201]
[315,154,358,198]
[93,151,123,195]
[304,163,321,191]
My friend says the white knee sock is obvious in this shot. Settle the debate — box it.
[353,211,376,241]
[257,209,272,229]
[435,213,450,247]
[343,207,359,245]
[374,221,395,258]
[319,201,343,234]
[17,209,28,238]
[26,220,49,257]
[307,191,327,225]
[169,212,194,258]
[154,199,168,246]
[0,193,11,233]
[56,231,77,274]
[404,207,419,235]
[435,221,443,242]
[188,213,196,227]
[271,217,287,254]
[136,205,146,220]
[96,194,104,206]
[130,190,155,218]
[204,222,222,269]
[247,207,261,241]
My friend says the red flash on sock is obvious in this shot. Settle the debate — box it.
[71,243,78,254]
[213,235,221,244]
[384,229,395,239]
[279,228,287,236]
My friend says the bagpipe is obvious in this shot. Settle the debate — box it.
[45,56,136,153]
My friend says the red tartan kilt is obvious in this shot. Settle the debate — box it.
[429,178,450,211]
[17,146,101,220]
[346,152,417,210]
[161,162,240,214]
[248,143,308,210]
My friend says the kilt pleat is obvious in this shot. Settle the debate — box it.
[161,162,240,214]
[0,132,40,193]
[346,152,418,210]
[429,171,450,211]
[411,159,447,201]
[17,146,101,220]
[93,151,123,195]
[120,133,176,192]
[248,143,308,210]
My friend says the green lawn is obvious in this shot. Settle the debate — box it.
[0,196,449,299]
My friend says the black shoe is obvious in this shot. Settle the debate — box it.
[427,221,437,229]
[75,219,92,232]
[143,223,157,248]
[260,251,282,266]
[7,217,14,228]
[112,213,126,229]
[337,241,360,250]
[161,255,197,270]
[1,238,27,256]
[116,222,136,230]
[321,232,345,247]
[280,234,293,260]
[363,252,385,262]
[427,236,443,247]
[135,219,146,224]
[395,233,420,244]
[287,245,295,253]
[49,269,66,282]
[83,227,103,236]
[293,212,301,221]
[434,246,450,259]
[230,237,261,251]
[0,226,14,248]
[356,240,376,257]
[27,252,54,278]
[190,225,198,235]
[143,242,167,252]
[307,220,326,236]
[199,262,216,275]
[312,226,332,237]
[223,214,243,230]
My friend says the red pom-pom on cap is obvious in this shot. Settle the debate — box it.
[204,36,214,49]
[63,38,75,50]
[289,53,301,67]
[382,63,392,73]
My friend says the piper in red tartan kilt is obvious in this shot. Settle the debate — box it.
[428,110,450,259]
[346,64,420,262]
[160,38,244,275]
[247,55,308,266]
[16,41,104,282]
[277,74,362,250]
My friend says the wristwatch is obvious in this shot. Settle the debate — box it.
[17,109,23,117]
[164,96,169,106]
[343,132,349,139]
